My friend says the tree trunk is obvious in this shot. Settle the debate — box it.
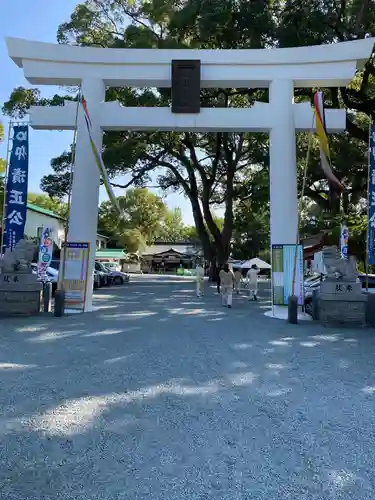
[207,238,231,282]
[189,195,213,261]
[208,246,217,281]
[208,262,218,281]
[215,239,229,265]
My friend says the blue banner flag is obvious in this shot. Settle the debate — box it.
[3,125,29,250]
[340,225,349,259]
[368,123,375,265]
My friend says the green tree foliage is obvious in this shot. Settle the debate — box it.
[157,207,186,242]
[232,202,270,261]
[98,188,168,251]
[2,0,375,262]
[182,225,200,245]
[27,192,68,218]
[98,189,199,251]
[120,228,147,253]
[2,88,71,120]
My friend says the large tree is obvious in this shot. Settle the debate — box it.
[98,188,168,251]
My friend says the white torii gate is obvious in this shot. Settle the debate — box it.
[6,37,375,311]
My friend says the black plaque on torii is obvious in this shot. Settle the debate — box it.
[171,60,201,114]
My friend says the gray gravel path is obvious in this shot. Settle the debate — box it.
[1,275,375,499]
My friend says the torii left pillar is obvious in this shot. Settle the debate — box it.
[68,78,105,311]
[269,79,298,248]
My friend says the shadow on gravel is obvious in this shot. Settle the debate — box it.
[1,278,375,498]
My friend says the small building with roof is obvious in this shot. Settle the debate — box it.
[24,203,108,249]
[140,242,202,273]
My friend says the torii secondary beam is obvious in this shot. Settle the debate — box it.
[28,101,345,132]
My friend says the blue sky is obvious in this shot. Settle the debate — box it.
[0,0,194,224]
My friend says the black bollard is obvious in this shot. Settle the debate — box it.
[42,282,52,313]
[312,289,319,320]
[54,289,66,317]
[287,295,298,324]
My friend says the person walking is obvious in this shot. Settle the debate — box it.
[195,261,205,297]
[219,263,235,308]
[246,264,260,301]
[234,269,242,294]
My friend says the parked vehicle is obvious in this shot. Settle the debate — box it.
[94,261,112,286]
[303,274,322,316]
[49,260,60,272]
[31,263,58,295]
[96,261,130,285]
[42,260,103,290]
[357,273,375,288]
[93,270,101,290]
[100,261,121,272]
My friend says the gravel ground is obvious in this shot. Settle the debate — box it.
[1,275,375,499]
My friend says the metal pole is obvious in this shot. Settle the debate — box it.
[288,115,315,323]
[0,121,13,254]
[365,121,372,293]
[291,116,314,295]
[58,89,82,291]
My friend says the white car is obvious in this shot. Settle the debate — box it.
[101,261,121,272]
[31,263,58,294]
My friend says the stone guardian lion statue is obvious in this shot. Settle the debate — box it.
[322,246,357,281]
[0,239,36,274]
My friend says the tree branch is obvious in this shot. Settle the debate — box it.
[120,4,161,40]
[329,87,369,142]
[340,87,375,121]
[183,133,209,187]
[183,132,223,242]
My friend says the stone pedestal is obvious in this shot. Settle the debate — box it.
[0,273,42,317]
[319,280,367,327]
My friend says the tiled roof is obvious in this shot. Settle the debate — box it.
[142,243,200,256]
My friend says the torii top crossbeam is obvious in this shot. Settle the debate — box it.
[6,36,375,88]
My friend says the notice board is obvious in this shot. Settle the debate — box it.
[271,244,304,306]
[61,242,90,312]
